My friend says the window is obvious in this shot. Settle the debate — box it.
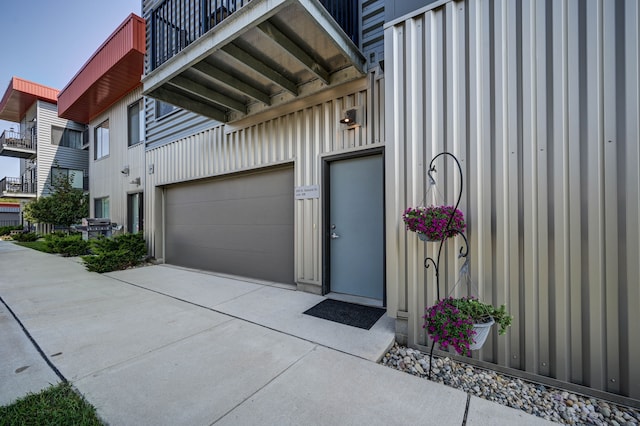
[94,197,110,219]
[128,100,144,146]
[51,126,83,149]
[127,192,144,233]
[94,120,110,160]
[156,100,176,119]
[51,167,84,189]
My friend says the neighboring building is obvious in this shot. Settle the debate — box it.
[0,77,88,199]
[58,14,146,233]
[0,202,20,226]
[138,0,637,403]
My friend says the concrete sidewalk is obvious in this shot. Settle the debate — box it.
[0,240,555,425]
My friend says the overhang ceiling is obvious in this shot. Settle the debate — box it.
[142,0,366,122]
[0,77,58,122]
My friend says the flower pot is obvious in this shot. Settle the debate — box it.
[469,318,494,350]
[418,233,438,242]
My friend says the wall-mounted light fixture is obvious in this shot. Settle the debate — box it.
[130,177,141,186]
[121,166,130,176]
[339,108,358,126]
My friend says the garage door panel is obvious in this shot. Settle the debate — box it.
[167,195,293,227]
[167,171,292,204]
[168,224,293,252]
[166,197,293,228]
[165,167,294,284]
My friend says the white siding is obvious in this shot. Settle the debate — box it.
[145,73,384,290]
[385,0,640,400]
[89,87,145,231]
[35,101,88,197]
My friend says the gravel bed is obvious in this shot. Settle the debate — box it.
[381,343,640,425]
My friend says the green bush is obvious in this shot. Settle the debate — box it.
[12,232,39,242]
[82,233,147,273]
[0,225,23,236]
[44,232,90,257]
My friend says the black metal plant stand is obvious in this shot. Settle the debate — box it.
[423,152,469,380]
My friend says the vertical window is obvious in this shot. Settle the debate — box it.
[94,197,110,219]
[155,100,176,119]
[128,100,144,146]
[51,126,83,149]
[94,120,110,160]
[51,167,84,189]
[127,192,144,233]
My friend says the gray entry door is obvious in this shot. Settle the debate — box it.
[328,154,384,301]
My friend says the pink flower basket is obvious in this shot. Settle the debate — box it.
[403,205,466,242]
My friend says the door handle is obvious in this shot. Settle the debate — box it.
[330,232,340,239]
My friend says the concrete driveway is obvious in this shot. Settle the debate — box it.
[0,241,554,425]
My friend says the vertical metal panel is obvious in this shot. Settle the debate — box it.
[622,0,640,400]
[361,0,385,68]
[145,74,383,288]
[385,0,640,399]
[88,87,145,230]
[35,101,88,197]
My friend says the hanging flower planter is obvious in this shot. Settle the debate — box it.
[468,318,495,350]
[423,297,512,356]
[402,205,466,242]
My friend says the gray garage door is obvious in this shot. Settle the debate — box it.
[165,166,294,284]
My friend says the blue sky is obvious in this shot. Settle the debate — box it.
[0,0,141,179]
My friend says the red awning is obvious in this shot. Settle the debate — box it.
[58,14,145,123]
[0,77,59,122]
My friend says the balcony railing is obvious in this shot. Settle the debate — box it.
[149,0,359,70]
[0,130,36,151]
[0,177,37,195]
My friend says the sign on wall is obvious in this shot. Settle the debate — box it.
[295,185,320,200]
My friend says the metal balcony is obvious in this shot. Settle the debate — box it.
[0,130,37,159]
[144,0,365,122]
[0,177,37,198]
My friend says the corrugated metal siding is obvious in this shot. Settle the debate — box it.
[385,0,640,400]
[89,87,145,230]
[35,101,88,197]
[145,74,383,288]
[144,99,217,149]
[361,0,385,68]
[141,0,216,149]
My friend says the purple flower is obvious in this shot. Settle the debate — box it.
[402,205,466,241]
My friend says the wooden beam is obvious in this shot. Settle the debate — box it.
[150,87,228,122]
[221,43,298,95]
[192,62,272,106]
[170,76,247,113]
[257,21,329,84]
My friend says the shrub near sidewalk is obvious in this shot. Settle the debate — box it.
[0,225,23,236]
[82,233,147,273]
[44,232,90,257]
[11,232,39,242]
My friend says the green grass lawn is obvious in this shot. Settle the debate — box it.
[14,240,53,253]
[0,382,102,425]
